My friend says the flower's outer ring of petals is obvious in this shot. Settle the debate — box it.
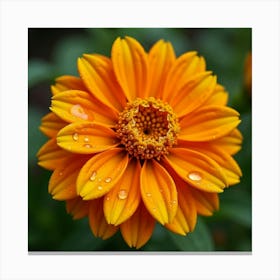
[39,112,68,138]
[51,75,87,95]
[189,187,219,216]
[211,128,243,155]
[163,148,227,192]
[165,183,197,235]
[162,51,207,101]
[89,198,119,240]
[37,138,71,170]
[148,40,176,98]
[57,121,119,154]
[120,202,155,249]
[170,73,217,118]
[66,197,90,220]
[204,84,228,106]
[48,155,90,201]
[112,36,149,101]
[180,142,242,186]
[104,158,141,226]
[78,54,126,112]
[51,90,118,127]
[178,105,241,142]
[140,160,178,225]
[77,148,129,200]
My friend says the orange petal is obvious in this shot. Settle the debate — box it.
[51,90,118,127]
[164,174,197,235]
[162,51,207,100]
[178,105,241,142]
[57,121,119,154]
[89,198,119,240]
[37,138,70,170]
[211,128,243,155]
[148,40,176,98]
[204,84,228,106]
[120,202,155,249]
[66,196,90,220]
[180,142,242,186]
[112,36,149,101]
[189,187,219,216]
[170,73,217,118]
[104,158,141,226]
[140,160,177,225]
[39,112,68,138]
[51,75,87,95]
[77,55,126,112]
[163,148,227,193]
[77,148,129,200]
[48,155,90,200]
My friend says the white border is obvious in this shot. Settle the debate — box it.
[1,0,280,279]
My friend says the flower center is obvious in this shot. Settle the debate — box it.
[116,97,180,160]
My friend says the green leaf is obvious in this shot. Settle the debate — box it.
[28,108,47,166]
[28,59,53,88]
[167,218,214,251]
[221,203,251,227]
[59,218,105,251]
[52,35,92,76]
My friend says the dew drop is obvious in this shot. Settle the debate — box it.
[89,171,97,181]
[118,189,128,200]
[146,192,152,197]
[97,185,103,190]
[72,132,79,141]
[70,104,88,120]
[83,144,92,148]
[171,200,177,205]
[188,171,202,181]
[59,172,63,176]
[106,196,110,201]
[84,136,89,143]
[104,177,112,183]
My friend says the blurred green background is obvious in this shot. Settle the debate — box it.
[28,28,251,251]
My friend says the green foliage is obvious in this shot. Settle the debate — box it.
[167,218,214,251]
[28,59,53,88]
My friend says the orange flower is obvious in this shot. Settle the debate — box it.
[37,36,242,249]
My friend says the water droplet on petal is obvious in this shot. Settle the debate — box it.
[89,171,97,181]
[118,189,128,200]
[59,172,63,176]
[84,136,89,143]
[188,171,202,181]
[146,192,152,197]
[71,104,88,120]
[106,196,110,201]
[97,185,103,190]
[83,144,92,148]
[104,177,112,183]
[72,132,79,141]
[171,200,177,205]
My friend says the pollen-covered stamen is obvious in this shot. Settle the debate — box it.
[116,97,180,160]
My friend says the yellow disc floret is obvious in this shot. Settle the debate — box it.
[116,97,180,160]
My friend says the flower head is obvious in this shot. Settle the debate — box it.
[37,36,242,249]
